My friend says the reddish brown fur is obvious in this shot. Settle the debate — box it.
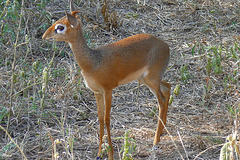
[42,1,171,159]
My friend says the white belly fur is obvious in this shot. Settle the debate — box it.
[82,66,148,92]
[118,66,148,85]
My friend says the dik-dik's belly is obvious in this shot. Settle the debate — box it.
[118,66,148,85]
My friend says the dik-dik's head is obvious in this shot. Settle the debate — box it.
[42,1,80,42]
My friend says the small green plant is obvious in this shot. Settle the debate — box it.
[191,43,205,56]
[125,12,139,18]
[206,45,223,74]
[169,95,173,105]
[0,106,8,124]
[220,132,240,160]
[0,0,20,42]
[220,90,239,160]
[227,105,239,118]
[100,142,113,159]
[230,42,240,60]
[191,41,239,103]
[169,84,180,105]
[149,107,157,117]
[53,137,75,159]
[220,110,240,160]
[52,68,67,78]
[173,84,180,96]
[41,67,49,107]
[115,130,136,160]
[180,64,193,83]
[203,77,213,100]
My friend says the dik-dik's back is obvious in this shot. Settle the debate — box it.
[97,33,169,66]
[93,33,170,88]
[42,1,171,159]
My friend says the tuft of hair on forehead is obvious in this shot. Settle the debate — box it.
[71,11,79,18]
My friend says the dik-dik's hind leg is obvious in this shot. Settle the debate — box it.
[140,77,171,145]
[153,81,171,145]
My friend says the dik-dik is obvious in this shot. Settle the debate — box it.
[42,1,171,159]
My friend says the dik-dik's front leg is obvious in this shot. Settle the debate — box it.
[94,92,105,159]
[94,89,113,160]
[103,89,113,160]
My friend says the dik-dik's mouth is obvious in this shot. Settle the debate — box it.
[42,29,56,40]
[42,34,54,40]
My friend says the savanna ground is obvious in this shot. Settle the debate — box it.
[0,0,240,159]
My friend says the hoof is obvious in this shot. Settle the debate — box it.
[96,157,102,160]
[152,145,162,153]
[152,145,160,151]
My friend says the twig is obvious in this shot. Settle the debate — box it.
[177,130,189,160]
[193,144,224,160]
[0,0,10,20]
[0,125,28,160]
[11,82,42,97]
[150,108,185,160]
[7,0,25,139]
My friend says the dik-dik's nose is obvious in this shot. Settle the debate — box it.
[42,26,54,40]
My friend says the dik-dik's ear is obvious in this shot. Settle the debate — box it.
[70,0,76,12]
[66,11,79,28]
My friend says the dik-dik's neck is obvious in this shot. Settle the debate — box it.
[68,26,95,72]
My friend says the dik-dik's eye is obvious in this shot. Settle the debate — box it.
[57,25,65,31]
[55,24,66,34]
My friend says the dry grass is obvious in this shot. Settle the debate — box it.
[0,0,239,159]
